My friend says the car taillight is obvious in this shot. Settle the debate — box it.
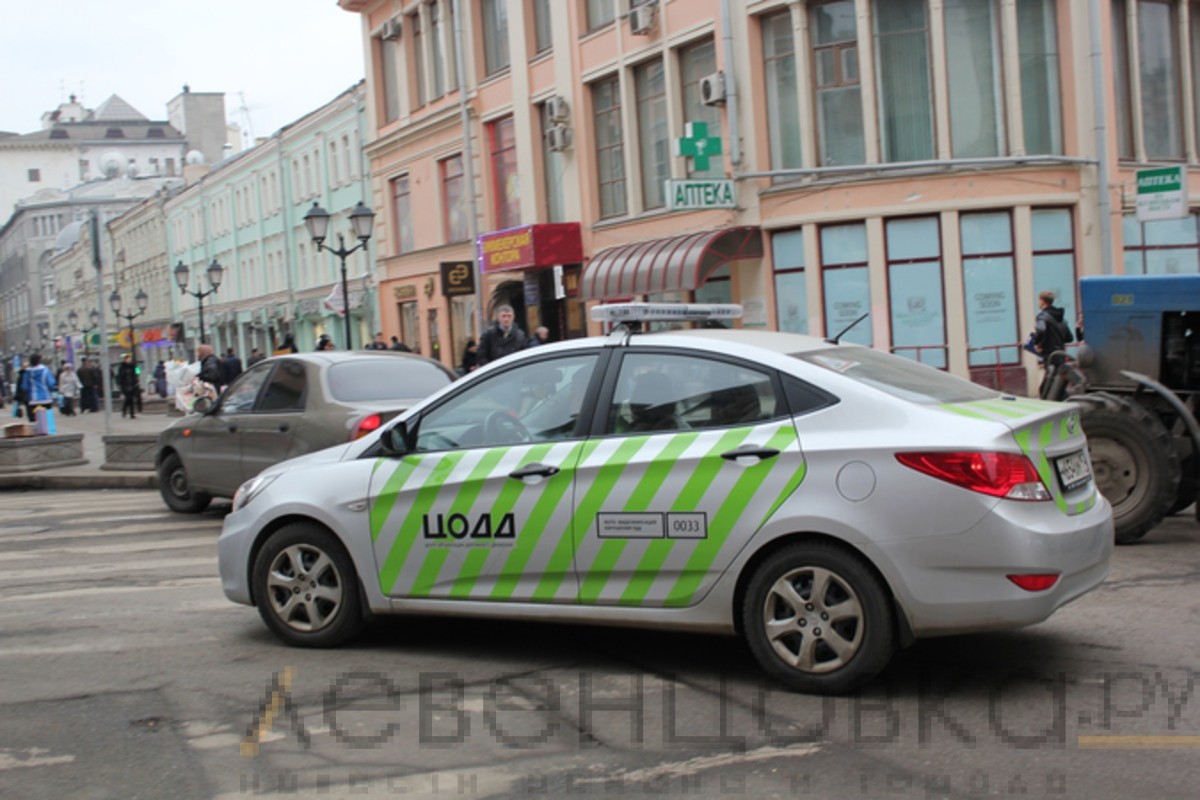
[1007,573,1059,591]
[895,451,1051,501]
[351,413,383,440]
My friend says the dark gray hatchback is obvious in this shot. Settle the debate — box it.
[155,351,455,512]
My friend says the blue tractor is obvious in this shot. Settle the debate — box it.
[1043,274,1200,543]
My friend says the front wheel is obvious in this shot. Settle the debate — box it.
[158,452,211,513]
[742,543,895,695]
[252,523,364,647]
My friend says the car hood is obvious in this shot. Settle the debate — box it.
[262,441,357,478]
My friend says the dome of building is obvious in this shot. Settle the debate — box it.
[185,149,206,165]
[54,220,84,253]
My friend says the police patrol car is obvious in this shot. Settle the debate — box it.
[217,304,1113,694]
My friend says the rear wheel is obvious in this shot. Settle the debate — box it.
[1070,393,1179,544]
[158,452,211,513]
[252,523,364,647]
[742,543,895,694]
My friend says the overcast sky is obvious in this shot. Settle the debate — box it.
[1,0,364,142]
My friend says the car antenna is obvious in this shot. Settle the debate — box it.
[825,312,869,345]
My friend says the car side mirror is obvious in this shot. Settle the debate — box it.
[192,396,212,414]
[380,421,410,457]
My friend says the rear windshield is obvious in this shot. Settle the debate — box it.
[798,347,998,405]
[327,359,452,402]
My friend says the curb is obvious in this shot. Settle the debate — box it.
[0,473,159,490]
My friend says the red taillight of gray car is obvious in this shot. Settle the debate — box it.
[351,413,383,440]
[896,451,1051,501]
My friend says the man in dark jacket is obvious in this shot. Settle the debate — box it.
[477,305,527,366]
[197,344,225,389]
[1033,290,1073,359]
[116,354,139,418]
[222,348,243,383]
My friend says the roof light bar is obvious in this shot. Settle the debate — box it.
[590,303,744,323]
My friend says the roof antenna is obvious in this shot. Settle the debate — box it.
[826,312,869,344]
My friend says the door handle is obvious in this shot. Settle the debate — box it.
[278,423,289,433]
[509,463,560,479]
[227,424,238,433]
[721,445,780,462]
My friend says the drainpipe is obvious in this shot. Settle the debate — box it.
[453,0,484,338]
[1088,0,1114,275]
[276,132,296,345]
[720,0,741,168]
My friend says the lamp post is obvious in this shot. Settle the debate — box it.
[110,288,148,380]
[69,308,101,358]
[304,201,375,349]
[174,259,223,345]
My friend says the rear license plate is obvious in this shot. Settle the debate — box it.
[1055,450,1091,491]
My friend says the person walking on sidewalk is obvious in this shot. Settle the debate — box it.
[77,358,100,413]
[19,354,56,424]
[58,363,80,416]
[116,354,139,419]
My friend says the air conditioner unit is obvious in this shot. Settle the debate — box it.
[630,3,656,35]
[380,18,402,41]
[546,95,570,124]
[700,71,726,106]
[547,124,572,152]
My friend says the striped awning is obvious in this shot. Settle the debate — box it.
[581,226,763,301]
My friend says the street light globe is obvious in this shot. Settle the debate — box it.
[174,260,190,291]
[304,202,331,244]
[135,288,149,312]
[68,309,79,329]
[206,259,224,290]
[349,201,376,242]
[109,290,122,315]
[89,308,100,327]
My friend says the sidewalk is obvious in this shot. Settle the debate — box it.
[0,399,177,490]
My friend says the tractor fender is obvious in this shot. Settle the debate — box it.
[1119,370,1200,458]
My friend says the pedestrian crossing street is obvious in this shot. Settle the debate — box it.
[0,489,226,607]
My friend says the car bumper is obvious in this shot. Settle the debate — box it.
[218,508,257,606]
[872,494,1114,637]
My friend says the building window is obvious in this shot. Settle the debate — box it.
[165,158,175,176]
[873,0,934,162]
[392,175,414,254]
[587,0,615,31]
[342,135,353,181]
[1138,0,1184,159]
[960,211,1018,366]
[886,216,946,368]
[820,223,872,347]
[773,229,808,334]
[945,0,1003,157]
[810,1,865,166]
[1122,213,1200,274]
[540,103,567,223]
[1112,0,1134,158]
[1031,209,1078,333]
[1018,0,1062,155]
[634,59,668,209]
[400,301,422,353]
[482,0,510,76]
[411,11,426,108]
[27,168,40,182]
[763,11,801,171]
[532,0,552,54]
[1193,0,1200,156]
[380,35,402,123]
[592,75,626,218]
[489,116,520,229]
[431,2,447,97]
[680,39,721,179]
[441,155,468,242]
[329,141,340,185]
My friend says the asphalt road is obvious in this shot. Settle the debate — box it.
[0,490,1197,799]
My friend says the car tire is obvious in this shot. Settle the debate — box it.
[252,523,364,648]
[742,542,895,695]
[158,452,212,513]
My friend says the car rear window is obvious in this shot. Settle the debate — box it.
[797,347,998,405]
[327,359,452,402]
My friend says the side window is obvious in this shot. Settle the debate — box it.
[415,354,599,451]
[256,360,307,412]
[607,353,779,435]
[218,366,271,414]
[782,374,839,416]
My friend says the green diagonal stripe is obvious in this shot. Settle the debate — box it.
[377,451,466,593]
[369,456,424,541]
[617,427,754,606]
[533,437,648,601]
[665,426,799,606]
[579,432,699,603]
[409,549,449,597]
[447,444,553,598]
[938,403,993,421]
[492,440,592,600]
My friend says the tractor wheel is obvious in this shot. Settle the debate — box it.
[1169,455,1198,516]
[1070,393,1180,544]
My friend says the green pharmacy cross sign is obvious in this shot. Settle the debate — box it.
[674,121,723,172]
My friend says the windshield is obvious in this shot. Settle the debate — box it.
[799,347,998,405]
[328,359,451,402]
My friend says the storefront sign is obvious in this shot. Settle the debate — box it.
[478,223,583,273]
[666,179,736,211]
[440,261,475,297]
[674,121,723,172]
[1136,166,1186,221]
[393,284,417,300]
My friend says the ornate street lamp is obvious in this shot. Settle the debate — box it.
[174,259,223,344]
[305,201,375,349]
[68,308,102,358]
[110,288,149,377]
